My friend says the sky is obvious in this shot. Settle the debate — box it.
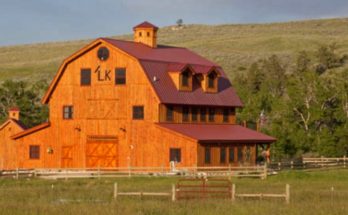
[0,0,348,46]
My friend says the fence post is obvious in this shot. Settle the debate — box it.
[98,166,101,180]
[290,161,294,169]
[262,164,267,179]
[344,156,346,168]
[172,184,176,202]
[321,156,324,168]
[231,184,236,203]
[278,162,281,171]
[285,184,290,204]
[113,182,118,200]
[16,168,19,180]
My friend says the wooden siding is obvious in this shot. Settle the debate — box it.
[0,120,24,169]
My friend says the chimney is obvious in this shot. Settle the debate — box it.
[9,107,20,121]
[133,21,158,48]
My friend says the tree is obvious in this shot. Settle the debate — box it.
[176,19,183,27]
[0,80,48,127]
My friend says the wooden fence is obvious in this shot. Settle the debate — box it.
[0,165,268,180]
[113,179,290,203]
[269,156,347,171]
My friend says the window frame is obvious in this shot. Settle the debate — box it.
[29,145,40,160]
[80,68,91,86]
[200,108,206,122]
[132,106,144,120]
[223,108,229,123]
[166,106,174,122]
[182,106,190,122]
[191,107,198,122]
[208,108,215,122]
[169,148,181,163]
[115,68,126,85]
[63,105,73,120]
[220,147,226,164]
[204,147,211,164]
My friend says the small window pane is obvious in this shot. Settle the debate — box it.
[181,71,190,87]
[166,106,174,121]
[223,108,229,123]
[170,148,181,162]
[133,106,144,120]
[63,106,73,119]
[29,145,40,159]
[220,147,226,164]
[115,68,126,85]
[191,107,198,122]
[81,69,91,86]
[205,147,211,164]
[208,72,216,88]
[229,147,235,163]
[182,106,189,122]
[237,146,243,162]
[200,108,206,122]
[208,108,215,122]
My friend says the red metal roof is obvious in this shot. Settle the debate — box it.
[158,124,276,143]
[133,21,159,30]
[103,38,243,107]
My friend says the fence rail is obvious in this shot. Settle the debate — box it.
[0,165,267,179]
[113,180,290,203]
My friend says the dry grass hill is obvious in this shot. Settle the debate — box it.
[1,18,348,83]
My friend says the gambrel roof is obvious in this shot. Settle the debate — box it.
[42,38,243,107]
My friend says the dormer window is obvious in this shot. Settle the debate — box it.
[179,67,193,91]
[147,32,150,37]
[208,72,216,88]
[204,69,219,93]
[181,71,190,87]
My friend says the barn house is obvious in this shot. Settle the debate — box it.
[0,22,275,170]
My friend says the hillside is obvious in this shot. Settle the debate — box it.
[1,18,348,83]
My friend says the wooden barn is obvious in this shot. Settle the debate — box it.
[0,22,275,170]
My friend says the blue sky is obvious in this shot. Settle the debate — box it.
[0,0,347,46]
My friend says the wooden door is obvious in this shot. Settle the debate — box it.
[86,136,118,168]
[61,146,73,168]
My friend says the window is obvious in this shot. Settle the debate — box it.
[166,106,174,122]
[29,145,40,159]
[147,31,150,37]
[245,146,251,163]
[132,106,144,120]
[182,106,189,122]
[237,146,243,162]
[208,72,216,88]
[115,68,126,85]
[205,147,211,164]
[200,108,206,122]
[229,147,235,163]
[181,71,190,87]
[170,148,181,162]
[223,108,229,123]
[208,108,215,122]
[80,69,91,86]
[191,107,198,122]
[139,32,142,37]
[63,106,73,119]
[220,147,226,164]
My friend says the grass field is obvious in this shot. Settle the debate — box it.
[0,169,347,215]
[1,18,348,83]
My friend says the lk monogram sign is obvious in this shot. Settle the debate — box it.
[94,65,111,81]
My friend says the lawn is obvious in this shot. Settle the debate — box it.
[0,169,347,215]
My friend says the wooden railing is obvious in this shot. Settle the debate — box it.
[0,165,268,179]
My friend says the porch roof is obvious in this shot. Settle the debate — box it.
[157,124,276,143]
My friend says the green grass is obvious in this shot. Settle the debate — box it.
[0,169,348,214]
[1,18,348,83]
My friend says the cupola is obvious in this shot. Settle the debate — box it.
[133,21,158,48]
[8,107,20,121]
